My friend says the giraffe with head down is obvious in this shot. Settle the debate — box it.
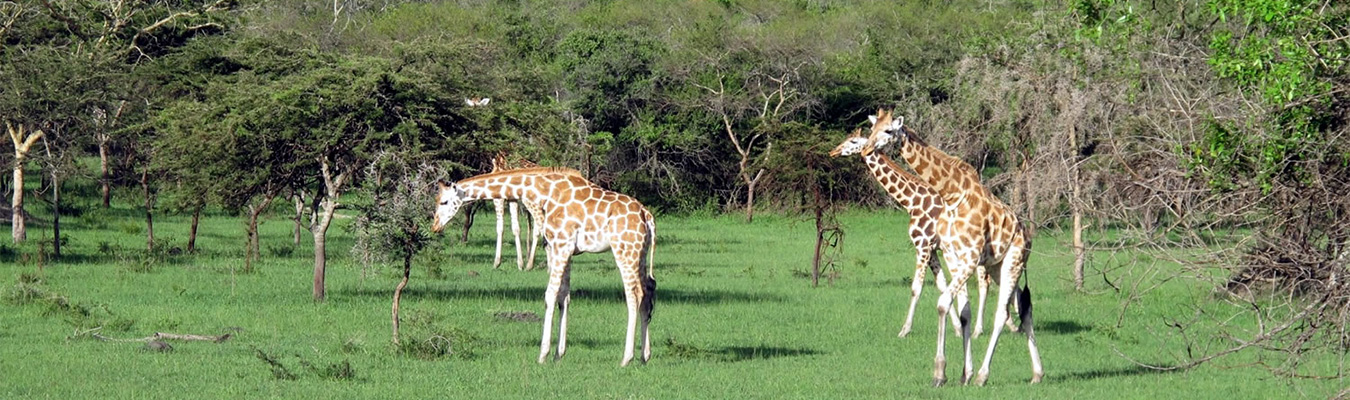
[432,167,657,366]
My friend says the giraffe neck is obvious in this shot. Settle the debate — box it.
[897,133,986,205]
[457,174,542,204]
[861,153,917,199]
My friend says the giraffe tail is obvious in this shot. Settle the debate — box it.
[1016,230,1034,333]
[641,213,657,316]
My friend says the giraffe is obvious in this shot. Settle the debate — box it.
[489,151,545,271]
[431,167,657,366]
[861,110,1042,386]
[829,128,994,338]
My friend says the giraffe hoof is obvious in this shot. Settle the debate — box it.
[973,373,988,386]
[898,328,911,338]
[1031,372,1043,384]
[931,377,947,387]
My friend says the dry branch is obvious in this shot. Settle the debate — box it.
[73,327,233,343]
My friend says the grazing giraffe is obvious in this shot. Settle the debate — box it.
[829,129,995,338]
[862,110,1042,386]
[431,167,657,366]
[489,151,545,271]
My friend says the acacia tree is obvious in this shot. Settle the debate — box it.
[350,151,439,344]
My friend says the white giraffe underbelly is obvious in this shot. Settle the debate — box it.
[574,230,611,254]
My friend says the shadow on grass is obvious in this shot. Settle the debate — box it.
[1038,319,1092,335]
[1058,364,1180,381]
[715,345,821,362]
[332,285,787,304]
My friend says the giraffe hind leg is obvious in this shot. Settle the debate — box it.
[493,199,505,269]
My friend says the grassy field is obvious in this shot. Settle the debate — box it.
[1,196,1343,398]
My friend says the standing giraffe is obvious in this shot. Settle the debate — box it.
[431,167,657,366]
[829,129,995,338]
[489,151,546,271]
[862,110,1042,386]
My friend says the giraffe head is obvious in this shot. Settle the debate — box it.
[465,97,491,107]
[860,109,905,156]
[431,180,466,233]
[828,128,869,158]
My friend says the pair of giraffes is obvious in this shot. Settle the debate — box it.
[428,109,1040,386]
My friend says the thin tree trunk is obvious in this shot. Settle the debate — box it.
[1070,127,1085,291]
[141,171,155,252]
[49,171,60,258]
[244,194,277,273]
[100,141,111,208]
[293,193,303,245]
[460,202,476,244]
[188,204,201,253]
[811,182,823,288]
[391,251,412,345]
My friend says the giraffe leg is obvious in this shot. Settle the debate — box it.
[957,285,973,385]
[900,242,941,337]
[615,245,644,367]
[973,265,988,339]
[556,266,573,359]
[526,206,541,271]
[509,201,524,270]
[493,199,505,269]
[974,247,1029,386]
[538,244,570,363]
[932,288,951,387]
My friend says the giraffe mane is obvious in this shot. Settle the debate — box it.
[461,166,586,184]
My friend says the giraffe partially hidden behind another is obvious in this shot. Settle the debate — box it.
[431,167,657,366]
[862,110,1042,386]
[829,129,994,338]
[489,151,545,271]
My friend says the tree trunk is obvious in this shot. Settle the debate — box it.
[811,182,823,288]
[100,140,111,208]
[141,171,155,252]
[391,251,412,345]
[244,194,276,273]
[11,158,25,243]
[745,178,757,223]
[460,202,476,244]
[293,193,303,246]
[188,204,201,253]
[313,157,348,302]
[49,171,61,258]
[1070,127,1085,291]
[9,123,42,244]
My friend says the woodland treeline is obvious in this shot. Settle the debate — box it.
[2,0,1349,376]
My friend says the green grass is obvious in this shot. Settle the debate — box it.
[1,200,1344,398]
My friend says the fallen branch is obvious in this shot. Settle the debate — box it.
[73,327,232,343]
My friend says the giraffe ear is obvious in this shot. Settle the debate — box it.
[868,115,878,125]
[479,97,490,106]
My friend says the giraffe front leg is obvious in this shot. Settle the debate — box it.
[933,289,952,387]
[973,265,988,339]
[899,247,931,338]
[493,199,505,269]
